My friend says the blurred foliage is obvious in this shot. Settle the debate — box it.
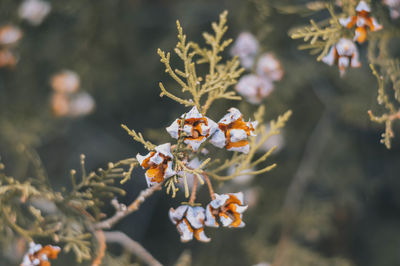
[287,0,400,149]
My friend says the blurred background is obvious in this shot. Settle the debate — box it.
[1,0,400,265]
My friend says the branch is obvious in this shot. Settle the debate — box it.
[95,183,162,230]
[104,231,163,266]
[121,124,156,151]
[92,230,106,266]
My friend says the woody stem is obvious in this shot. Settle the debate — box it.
[189,175,198,204]
[203,172,216,200]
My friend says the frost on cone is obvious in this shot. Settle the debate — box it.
[169,205,211,242]
[136,143,176,187]
[230,32,259,69]
[235,74,274,105]
[322,38,361,76]
[339,1,382,43]
[21,242,60,266]
[210,108,258,153]
[205,192,248,228]
[166,106,218,151]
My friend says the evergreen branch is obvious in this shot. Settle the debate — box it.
[94,183,163,230]
[104,231,162,266]
[121,124,156,150]
[368,64,400,149]
[370,64,396,113]
[156,10,241,115]
[62,231,92,262]
[158,82,194,107]
[290,4,343,60]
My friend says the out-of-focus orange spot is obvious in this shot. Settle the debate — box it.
[0,49,16,68]
[50,70,80,94]
[50,93,69,117]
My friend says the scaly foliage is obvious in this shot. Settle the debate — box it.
[287,0,400,148]
[290,4,346,60]
[0,155,136,262]
[0,11,290,265]
[157,11,244,114]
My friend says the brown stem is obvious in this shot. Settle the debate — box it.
[188,176,198,204]
[390,111,400,121]
[203,172,216,200]
[92,230,106,266]
[95,183,162,230]
[104,231,162,266]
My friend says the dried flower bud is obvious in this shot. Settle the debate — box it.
[166,106,218,151]
[21,242,60,266]
[322,38,361,76]
[339,1,382,43]
[169,205,210,242]
[136,143,176,186]
[211,108,258,153]
[205,192,248,228]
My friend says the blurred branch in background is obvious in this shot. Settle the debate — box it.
[273,110,332,266]
[104,231,162,266]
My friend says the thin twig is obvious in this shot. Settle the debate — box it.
[95,183,162,230]
[188,176,198,204]
[202,172,215,200]
[104,231,163,266]
[92,230,106,266]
